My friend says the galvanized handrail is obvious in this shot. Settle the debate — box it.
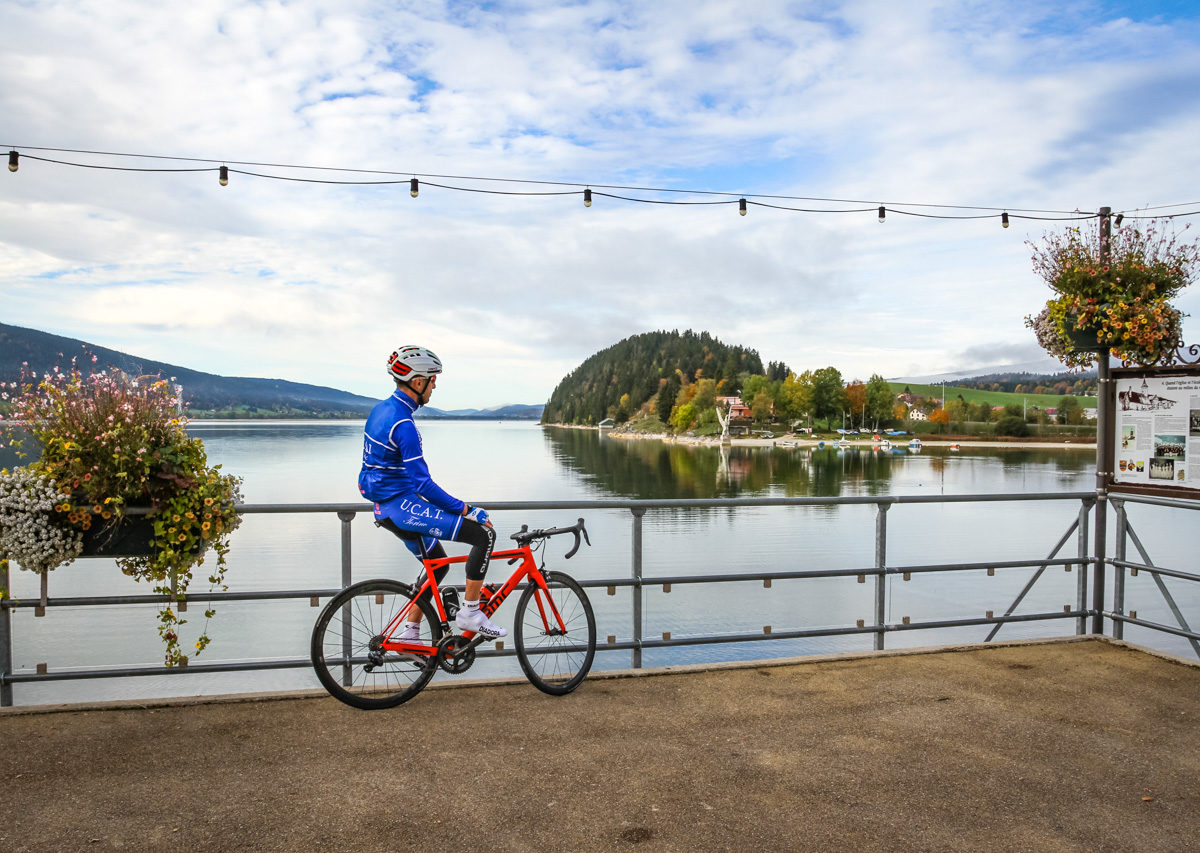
[6,489,1182,707]
[1108,495,1200,657]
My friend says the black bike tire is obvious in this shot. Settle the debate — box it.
[310,578,441,710]
[513,570,597,696]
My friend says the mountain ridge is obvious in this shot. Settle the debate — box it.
[0,323,542,419]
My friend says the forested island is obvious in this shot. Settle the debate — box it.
[542,330,1097,439]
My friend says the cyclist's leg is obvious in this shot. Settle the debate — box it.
[452,519,504,638]
[373,497,503,638]
[374,510,451,636]
[454,518,497,600]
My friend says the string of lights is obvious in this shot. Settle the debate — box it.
[6,145,1198,225]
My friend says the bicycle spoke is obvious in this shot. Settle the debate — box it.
[311,580,440,710]
[514,572,596,696]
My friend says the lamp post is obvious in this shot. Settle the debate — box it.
[1092,206,1113,636]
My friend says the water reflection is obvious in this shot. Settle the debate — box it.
[543,428,1094,499]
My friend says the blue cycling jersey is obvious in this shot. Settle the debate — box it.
[358,390,467,515]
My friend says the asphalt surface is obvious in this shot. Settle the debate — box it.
[2,637,1198,852]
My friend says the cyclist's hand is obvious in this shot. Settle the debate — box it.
[464,505,492,528]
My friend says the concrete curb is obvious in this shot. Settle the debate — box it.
[6,633,1191,717]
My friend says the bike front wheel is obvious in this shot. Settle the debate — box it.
[311,579,441,710]
[514,570,596,696]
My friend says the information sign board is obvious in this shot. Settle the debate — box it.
[1111,367,1200,498]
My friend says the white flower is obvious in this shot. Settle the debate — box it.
[0,468,82,573]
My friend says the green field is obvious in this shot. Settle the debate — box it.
[888,383,1097,410]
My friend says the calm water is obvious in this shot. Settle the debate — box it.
[6,421,1198,705]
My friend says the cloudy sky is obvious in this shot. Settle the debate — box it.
[2,0,1199,408]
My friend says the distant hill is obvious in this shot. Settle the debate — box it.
[0,323,377,416]
[424,403,544,420]
[542,330,783,425]
[891,370,1097,398]
[889,382,1098,410]
[0,323,541,419]
[946,371,1098,397]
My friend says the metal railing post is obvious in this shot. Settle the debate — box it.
[874,503,889,651]
[337,511,355,685]
[1,560,12,707]
[1076,498,1091,635]
[1112,499,1127,640]
[1091,215,1113,635]
[631,507,646,669]
[338,511,355,588]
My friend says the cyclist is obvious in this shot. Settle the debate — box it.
[358,345,505,639]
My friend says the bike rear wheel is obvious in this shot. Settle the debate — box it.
[514,570,596,695]
[311,579,442,710]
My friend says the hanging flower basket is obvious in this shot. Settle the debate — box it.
[1025,221,1197,369]
[78,511,151,557]
[1061,304,1109,352]
[78,509,208,558]
[1,363,242,666]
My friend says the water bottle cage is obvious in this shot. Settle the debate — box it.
[441,587,461,619]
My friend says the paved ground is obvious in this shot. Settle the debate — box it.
[2,637,1198,852]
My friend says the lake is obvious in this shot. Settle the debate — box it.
[5,420,1198,706]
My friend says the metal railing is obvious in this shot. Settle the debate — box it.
[4,489,1195,706]
[1107,493,1200,657]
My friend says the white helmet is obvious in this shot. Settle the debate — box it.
[387,345,443,382]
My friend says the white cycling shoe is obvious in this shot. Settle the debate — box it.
[455,606,508,639]
[397,623,422,642]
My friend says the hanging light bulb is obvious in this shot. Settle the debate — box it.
[1001,212,1010,228]
[584,188,592,207]
[218,165,228,186]
[410,177,419,198]
[739,198,747,216]
[878,206,886,223]
[8,150,18,173]
[1115,213,1124,227]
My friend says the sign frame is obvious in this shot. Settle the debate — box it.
[1108,363,1200,500]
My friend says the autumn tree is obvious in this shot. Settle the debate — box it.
[671,402,698,432]
[751,391,773,424]
[741,373,770,405]
[845,380,867,429]
[812,366,846,429]
[864,375,894,429]
[691,378,718,415]
[778,370,815,428]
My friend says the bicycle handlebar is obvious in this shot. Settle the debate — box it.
[510,517,591,559]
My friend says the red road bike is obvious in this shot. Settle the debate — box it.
[311,518,597,710]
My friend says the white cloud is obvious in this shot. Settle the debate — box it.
[1,0,1199,407]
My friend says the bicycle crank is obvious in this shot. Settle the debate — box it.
[435,634,483,674]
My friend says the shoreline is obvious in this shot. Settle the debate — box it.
[542,423,1096,451]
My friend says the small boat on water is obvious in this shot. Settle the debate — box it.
[908,438,923,450]
[950,444,961,452]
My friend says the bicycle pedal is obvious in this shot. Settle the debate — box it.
[457,632,492,647]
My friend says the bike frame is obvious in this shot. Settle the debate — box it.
[379,544,566,656]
